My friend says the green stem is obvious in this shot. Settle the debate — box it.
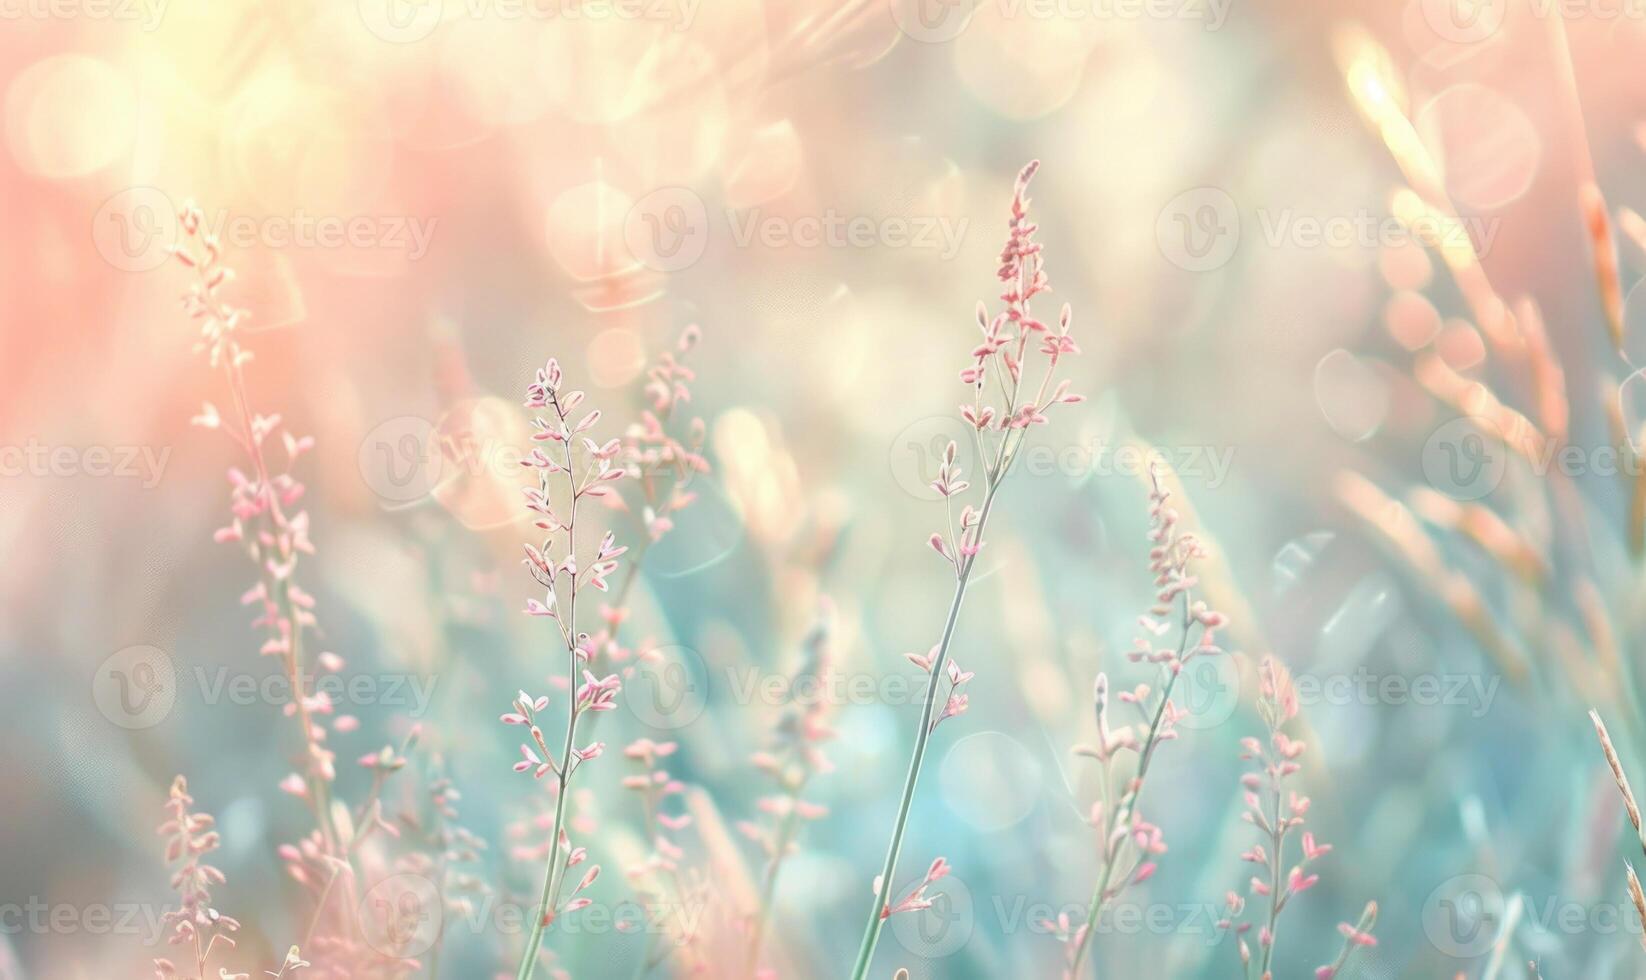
[1065,595,1194,979]
[515,767,572,980]
[516,415,584,980]
[848,472,1008,980]
[1258,776,1284,977]
[744,801,803,979]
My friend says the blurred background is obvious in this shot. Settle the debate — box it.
[5,0,1646,976]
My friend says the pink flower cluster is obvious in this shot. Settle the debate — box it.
[741,602,838,975]
[1057,469,1227,979]
[503,689,608,778]
[625,325,710,544]
[852,161,1079,980]
[622,737,707,972]
[1217,657,1377,980]
[154,777,241,980]
[926,161,1083,576]
[904,649,974,732]
[174,206,348,817]
[876,857,951,920]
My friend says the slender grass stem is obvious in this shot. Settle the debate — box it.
[516,412,584,980]
[1065,596,1193,978]
[847,475,1006,980]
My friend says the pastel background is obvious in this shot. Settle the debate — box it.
[3,0,1646,976]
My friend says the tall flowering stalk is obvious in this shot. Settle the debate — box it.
[172,205,344,855]
[1589,709,1646,948]
[587,325,708,681]
[502,357,629,980]
[552,325,710,684]
[154,776,242,980]
[394,762,490,980]
[848,160,1082,980]
[1052,470,1226,978]
[740,600,837,979]
[622,737,708,975]
[1217,657,1376,980]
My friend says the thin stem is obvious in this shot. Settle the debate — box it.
[1065,595,1195,978]
[1259,773,1284,977]
[629,934,659,980]
[847,472,1006,980]
[516,403,585,980]
[743,792,805,979]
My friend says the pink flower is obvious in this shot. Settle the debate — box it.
[1338,922,1378,946]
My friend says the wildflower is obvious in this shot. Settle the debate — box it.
[1218,658,1376,979]
[741,601,838,977]
[1059,468,1227,979]
[852,161,1079,980]
[154,777,240,980]
[507,355,630,980]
